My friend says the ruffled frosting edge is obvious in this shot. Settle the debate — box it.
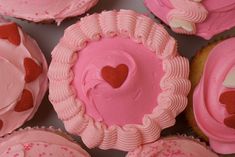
[48,10,190,151]
[167,0,208,34]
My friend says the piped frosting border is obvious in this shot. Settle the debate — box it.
[48,10,190,151]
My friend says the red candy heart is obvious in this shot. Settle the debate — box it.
[24,58,43,83]
[0,120,3,130]
[219,91,235,114]
[14,89,34,112]
[0,23,20,46]
[224,115,235,129]
[101,64,129,88]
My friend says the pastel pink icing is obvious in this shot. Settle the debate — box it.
[0,21,48,136]
[145,0,235,39]
[194,38,235,154]
[0,128,90,157]
[73,37,163,126]
[49,10,190,151]
[0,0,99,24]
[126,136,219,157]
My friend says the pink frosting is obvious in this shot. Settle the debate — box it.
[0,22,48,136]
[72,37,163,126]
[0,128,90,157]
[49,10,190,151]
[193,38,235,154]
[0,0,99,24]
[126,136,219,157]
[145,0,235,39]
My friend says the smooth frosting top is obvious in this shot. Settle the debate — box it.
[73,37,163,126]
[0,21,48,136]
[49,10,190,151]
[194,38,235,154]
[145,0,235,39]
[126,136,219,157]
[0,128,90,157]
[0,0,99,24]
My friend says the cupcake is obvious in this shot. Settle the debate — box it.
[188,37,235,154]
[0,0,99,24]
[144,0,235,39]
[126,136,219,157]
[0,127,90,157]
[48,10,191,151]
[0,20,48,136]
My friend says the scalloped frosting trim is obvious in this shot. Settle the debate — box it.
[167,0,208,34]
[48,10,190,151]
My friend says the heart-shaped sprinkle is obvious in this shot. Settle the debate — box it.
[101,64,129,88]
[24,58,43,83]
[224,115,235,129]
[14,89,33,112]
[219,91,235,114]
[0,23,20,46]
[0,120,3,130]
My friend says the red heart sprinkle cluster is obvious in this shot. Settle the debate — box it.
[220,91,235,129]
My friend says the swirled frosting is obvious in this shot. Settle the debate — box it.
[0,21,48,136]
[73,37,163,126]
[0,0,99,24]
[49,10,190,151]
[0,128,90,157]
[126,136,218,157]
[194,38,235,154]
[145,0,235,39]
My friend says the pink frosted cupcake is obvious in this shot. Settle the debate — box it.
[192,38,235,155]
[48,10,190,151]
[0,20,48,136]
[0,127,90,157]
[126,136,219,157]
[0,0,99,24]
[144,0,235,39]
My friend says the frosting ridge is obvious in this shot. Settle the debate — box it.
[167,0,208,34]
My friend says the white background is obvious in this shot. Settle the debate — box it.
[8,0,235,156]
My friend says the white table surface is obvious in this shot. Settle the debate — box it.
[7,0,235,156]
